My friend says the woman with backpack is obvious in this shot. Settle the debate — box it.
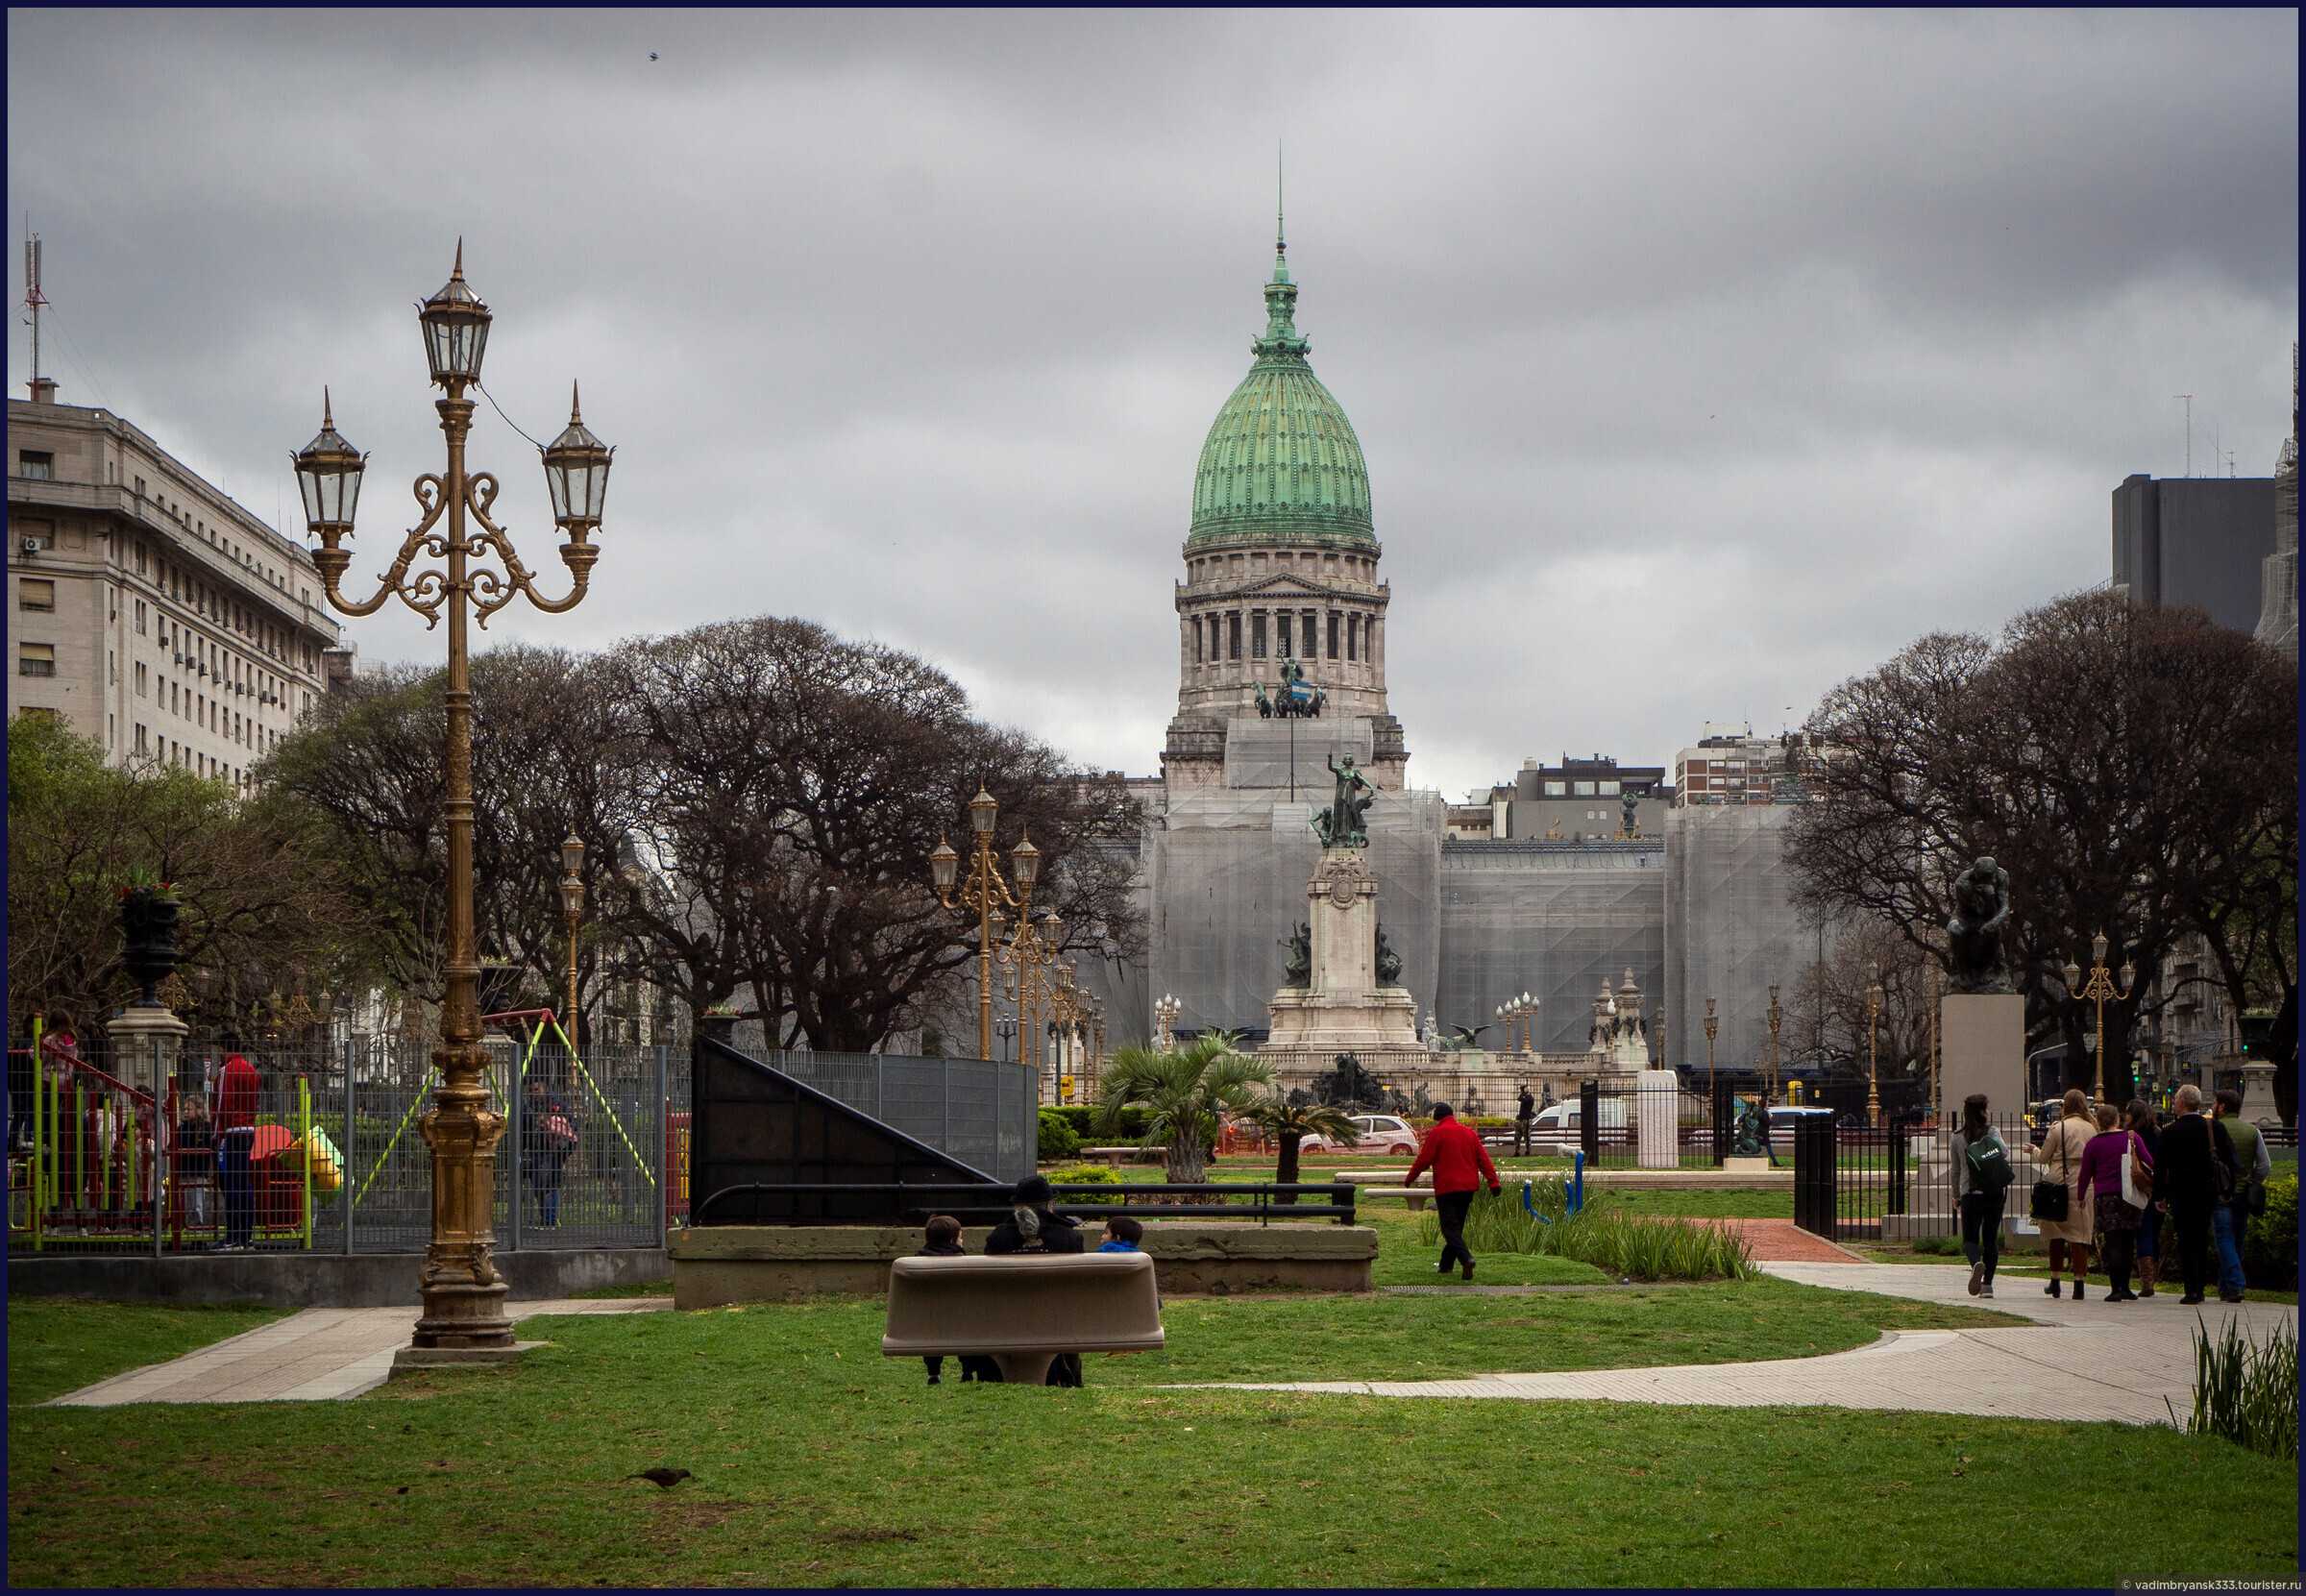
[1952,1093,2014,1298]
[522,1075,578,1229]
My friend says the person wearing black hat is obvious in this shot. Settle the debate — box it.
[984,1173,1086,1386]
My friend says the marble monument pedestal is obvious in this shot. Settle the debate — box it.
[1262,847,1427,1082]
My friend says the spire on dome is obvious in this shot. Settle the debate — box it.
[1254,153,1310,360]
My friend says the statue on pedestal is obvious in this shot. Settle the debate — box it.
[1945,856,2013,994]
[1374,923,1403,986]
[1280,921,1312,987]
[1312,753,1374,848]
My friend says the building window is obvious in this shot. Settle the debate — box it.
[1328,612,1340,659]
[135,724,149,756]
[1251,612,1266,659]
[1191,616,1203,664]
[18,643,57,677]
[1227,613,1241,661]
[133,476,146,499]
[18,451,54,480]
[1278,613,1292,658]
[1346,615,1359,661]
[18,577,55,611]
[1597,780,1620,796]
[1572,781,1596,796]
[135,599,147,635]
[1544,779,1567,796]
[135,662,148,698]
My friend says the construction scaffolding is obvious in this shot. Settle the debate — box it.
[1433,840,1665,1056]
[1662,803,1809,1075]
[1149,719,1444,1037]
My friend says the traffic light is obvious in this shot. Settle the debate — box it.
[2238,1014,2274,1057]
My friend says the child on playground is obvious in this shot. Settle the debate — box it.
[1096,1215,1142,1253]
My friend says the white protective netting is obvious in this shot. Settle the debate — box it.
[1662,803,1809,1075]
[1433,841,1665,1056]
[1149,718,1443,1038]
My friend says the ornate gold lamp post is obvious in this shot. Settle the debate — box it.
[292,243,613,1352]
[558,836,585,1045]
[927,789,1040,1062]
[999,908,1059,1075]
[1766,984,1782,1104]
[1153,993,1182,1052]
[2061,931,2135,1107]
[1865,968,1885,1129]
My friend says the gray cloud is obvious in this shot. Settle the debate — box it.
[9,9,2294,800]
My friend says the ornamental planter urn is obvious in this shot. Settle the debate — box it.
[118,884,182,1009]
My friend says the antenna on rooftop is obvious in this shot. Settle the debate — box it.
[2175,394,2194,477]
[22,224,53,403]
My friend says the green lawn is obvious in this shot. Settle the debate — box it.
[6,1297,288,1407]
[8,1303,2294,1588]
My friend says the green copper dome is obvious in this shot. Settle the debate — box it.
[1187,228,1375,552]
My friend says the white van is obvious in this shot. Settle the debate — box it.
[1527,1097,1629,1152]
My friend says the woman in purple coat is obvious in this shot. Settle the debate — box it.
[2075,1101,2154,1302]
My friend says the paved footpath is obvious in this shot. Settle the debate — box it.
[1184,1263,2299,1427]
[48,1297,672,1407]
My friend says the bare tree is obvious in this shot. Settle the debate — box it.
[1789,591,2294,1103]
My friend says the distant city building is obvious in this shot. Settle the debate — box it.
[1673,727,1824,806]
[1500,754,1668,841]
[7,389,344,788]
[2111,472,2277,635]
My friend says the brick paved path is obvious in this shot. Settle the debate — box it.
[1716,1217,1867,1263]
[1179,1263,2298,1426]
[47,1297,671,1407]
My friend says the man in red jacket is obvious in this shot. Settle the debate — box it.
[1405,1103,1501,1280]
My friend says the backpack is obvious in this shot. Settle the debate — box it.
[1964,1133,2015,1194]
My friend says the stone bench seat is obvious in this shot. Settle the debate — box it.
[1079,1145,1166,1166]
[880,1251,1165,1386]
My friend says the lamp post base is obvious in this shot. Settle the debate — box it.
[410,1045,515,1350]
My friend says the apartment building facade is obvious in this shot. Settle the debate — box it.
[8,393,343,786]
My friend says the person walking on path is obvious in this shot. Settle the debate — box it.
[1952,1093,2013,1299]
[213,1049,258,1252]
[1513,1086,1535,1157]
[521,1076,577,1229]
[2076,1102,2153,1302]
[2155,1084,2239,1306]
[2211,1090,2269,1303]
[1405,1102,1501,1281]
[2125,1100,2165,1297]
[2035,1089,2097,1300]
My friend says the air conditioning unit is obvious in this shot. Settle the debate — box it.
[19,536,41,554]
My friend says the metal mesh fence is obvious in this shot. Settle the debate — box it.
[738,1049,1038,1183]
[7,1025,679,1258]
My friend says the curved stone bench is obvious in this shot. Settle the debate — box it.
[881,1252,1165,1386]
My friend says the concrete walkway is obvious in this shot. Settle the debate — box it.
[48,1297,672,1407]
[1180,1263,2298,1427]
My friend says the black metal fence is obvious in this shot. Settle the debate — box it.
[1795,1111,2038,1246]
[695,1181,1359,1228]
[7,1023,687,1258]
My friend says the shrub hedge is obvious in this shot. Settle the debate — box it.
[1046,1164,1125,1204]
[1037,1108,1081,1163]
[1045,1104,1151,1141]
[2243,1172,2297,1291]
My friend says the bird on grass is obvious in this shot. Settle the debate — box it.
[627,1467,692,1488]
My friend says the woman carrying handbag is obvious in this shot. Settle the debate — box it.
[2076,1101,2154,1301]
[2033,1089,2097,1300]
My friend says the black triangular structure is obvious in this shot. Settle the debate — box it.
[689,1035,1002,1225]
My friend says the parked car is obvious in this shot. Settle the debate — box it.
[1765,1104,1834,1153]
[1299,1113,1422,1156]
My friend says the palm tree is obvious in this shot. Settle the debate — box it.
[1093,1033,1272,1183]
[1236,1089,1361,1201]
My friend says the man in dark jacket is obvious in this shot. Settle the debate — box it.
[982,1174,1086,1386]
[2155,1085,2239,1305]
[1405,1103,1502,1281]
[1513,1086,1536,1156]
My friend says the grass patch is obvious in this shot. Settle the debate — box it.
[1415,1184,1755,1282]
[571,1277,677,1299]
[7,1297,288,1407]
[8,1308,2294,1587]
[1590,1187,1793,1219]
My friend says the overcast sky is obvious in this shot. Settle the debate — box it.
[9,10,2296,800]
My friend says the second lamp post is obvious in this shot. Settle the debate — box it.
[2062,931,2135,1107]
[928,788,1040,1061]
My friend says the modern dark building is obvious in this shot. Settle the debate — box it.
[2111,473,2278,634]
[1503,754,1669,842]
